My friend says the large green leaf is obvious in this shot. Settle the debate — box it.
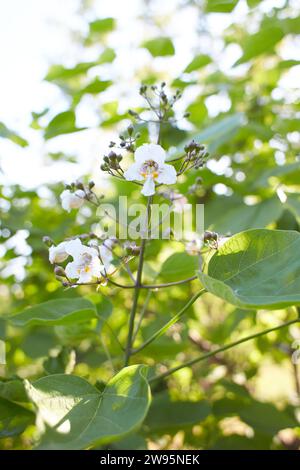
[10,298,97,327]
[205,197,283,234]
[44,111,86,140]
[25,365,151,449]
[160,252,200,282]
[142,37,175,57]
[199,229,300,309]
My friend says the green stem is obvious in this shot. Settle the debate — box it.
[132,289,205,355]
[107,276,198,290]
[124,196,152,366]
[132,289,153,343]
[150,317,300,383]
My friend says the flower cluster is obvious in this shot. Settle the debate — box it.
[60,181,99,212]
[177,141,209,176]
[48,238,113,284]
[44,84,210,288]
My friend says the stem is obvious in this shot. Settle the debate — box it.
[107,276,198,290]
[142,275,197,289]
[124,196,152,366]
[132,289,205,355]
[132,289,153,343]
[150,318,300,383]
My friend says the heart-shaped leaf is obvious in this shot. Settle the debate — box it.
[199,229,300,309]
[10,298,97,327]
[25,365,151,449]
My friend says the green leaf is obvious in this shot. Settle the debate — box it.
[43,347,76,375]
[45,50,115,82]
[206,197,283,234]
[0,379,29,403]
[10,298,97,327]
[0,122,28,147]
[25,365,151,449]
[199,229,300,309]
[246,0,261,7]
[45,62,97,82]
[142,37,175,57]
[285,194,300,224]
[186,98,208,126]
[175,113,245,157]
[98,48,116,64]
[44,111,86,140]
[205,0,239,13]
[89,18,115,35]
[184,54,212,73]
[235,26,284,65]
[144,391,211,434]
[160,252,200,282]
[0,397,34,438]
[239,401,299,435]
[79,78,112,95]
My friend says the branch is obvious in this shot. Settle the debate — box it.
[150,317,300,383]
[124,196,152,365]
[132,289,205,355]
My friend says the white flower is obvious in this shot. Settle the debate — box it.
[124,144,177,196]
[49,242,69,264]
[60,189,85,212]
[88,239,113,272]
[64,239,104,283]
[185,238,203,256]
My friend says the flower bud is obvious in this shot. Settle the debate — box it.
[203,231,218,243]
[75,181,84,190]
[54,266,66,277]
[43,236,53,247]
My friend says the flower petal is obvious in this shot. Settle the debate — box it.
[99,245,113,268]
[65,261,80,279]
[64,238,85,258]
[141,176,155,196]
[78,270,94,283]
[49,242,68,264]
[90,257,103,277]
[124,162,144,181]
[156,163,177,185]
[135,144,166,165]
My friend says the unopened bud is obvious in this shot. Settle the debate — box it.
[43,236,53,247]
[127,125,134,136]
[54,266,66,277]
[203,231,218,243]
[75,181,84,190]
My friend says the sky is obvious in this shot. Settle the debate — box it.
[0,0,298,188]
